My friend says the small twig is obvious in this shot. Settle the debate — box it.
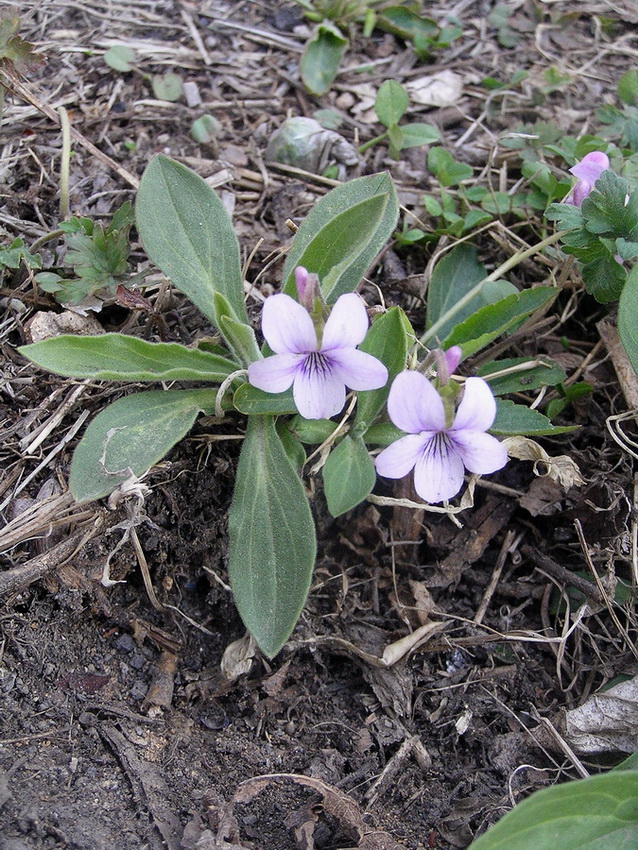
[1,69,139,189]
[58,105,71,219]
[0,517,105,596]
[520,544,604,604]
[474,529,518,625]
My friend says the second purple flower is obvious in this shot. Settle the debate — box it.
[248,289,388,420]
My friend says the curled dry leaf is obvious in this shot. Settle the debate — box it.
[502,436,584,489]
[216,773,404,849]
[220,632,256,681]
[560,673,638,754]
[405,70,463,108]
[25,309,104,342]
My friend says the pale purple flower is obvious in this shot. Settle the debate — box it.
[565,151,610,206]
[248,291,388,419]
[375,371,508,504]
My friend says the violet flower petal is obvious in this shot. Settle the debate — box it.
[293,357,346,419]
[452,430,509,474]
[261,293,318,355]
[413,435,465,503]
[329,348,389,391]
[569,151,610,183]
[452,377,496,433]
[321,293,369,350]
[375,433,431,480]
[247,353,302,393]
[387,371,446,434]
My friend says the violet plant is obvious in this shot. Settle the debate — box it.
[18,150,635,659]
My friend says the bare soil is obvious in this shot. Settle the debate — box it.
[2,2,638,849]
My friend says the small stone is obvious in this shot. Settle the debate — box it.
[183,81,202,108]
[114,634,135,653]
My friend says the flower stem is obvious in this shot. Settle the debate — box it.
[420,230,567,346]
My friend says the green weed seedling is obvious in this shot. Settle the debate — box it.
[295,1,459,95]
[359,79,440,160]
[34,201,137,305]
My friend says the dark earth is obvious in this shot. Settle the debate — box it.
[2,1,638,848]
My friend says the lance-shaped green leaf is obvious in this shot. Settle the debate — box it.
[426,245,519,342]
[322,435,376,517]
[300,20,348,96]
[492,399,576,436]
[214,292,261,366]
[228,415,316,658]
[288,416,338,445]
[477,357,566,396]
[70,389,215,503]
[20,333,238,382]
[467,772,638,850]
[282,173,399,303]
[618,263,638,374]
[443,287,557,358]
[233,383,298,415]
[136,154,246,326]
[355,307,409,429]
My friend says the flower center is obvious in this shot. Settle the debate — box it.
[302,351,331,377]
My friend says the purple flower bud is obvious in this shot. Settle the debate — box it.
[444,346,462,376]
[565,151,610,207]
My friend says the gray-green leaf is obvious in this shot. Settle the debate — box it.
[228,415,316,658]
[20,333,238,382]
[323,435,376,517]
[618,263,638,374]
[282,173,399,303]
[467,772,638,850]
[70,389,215,503]
[136,155,246,326]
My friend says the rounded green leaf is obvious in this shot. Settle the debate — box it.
[322,435,376,517]
[399,122,441,148]
[103,45,135,73]
[70,389,215,503]
[375,80,409,128]
[468,772,638,850]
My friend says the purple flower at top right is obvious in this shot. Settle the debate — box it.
[565,151,610,207]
